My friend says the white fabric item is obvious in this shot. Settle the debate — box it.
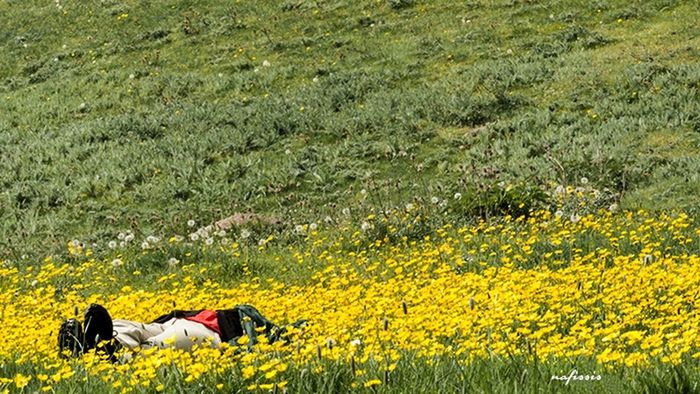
[113,318,221,351]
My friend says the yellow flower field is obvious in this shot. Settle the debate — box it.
[1,209,699,392]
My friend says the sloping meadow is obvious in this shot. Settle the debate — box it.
[1,0,699,259]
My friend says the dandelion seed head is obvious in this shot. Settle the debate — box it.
[146,235,160,244]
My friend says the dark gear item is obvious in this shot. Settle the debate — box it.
[58,318,84,358]
[83,303,114,350]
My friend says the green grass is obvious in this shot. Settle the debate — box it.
[1,0,699,259]
[1,2,700,391]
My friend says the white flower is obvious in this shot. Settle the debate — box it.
[405,203,414,211]
[262,60,271,67]
[285,149,292,155]
[295,224,305,234]
[350,338,362,346]
[141,241,150,250]
[71,239,80,247]
[309,223,318,231]
[555,210,564,218]
[119,241,126,248]
[454,192,462,200]
[324,216,333,224]
[146,235,160,243]
[361,221,371,232]
[608,203,619,212]
[187,220,196,227]
[555,185,566,195]
[168,257,179,266]
[258,238,266,246]
[205,238,214,246]
[240,229,251,239]
[189,233,200,241]
[124,233,134,242]
[312,76,319,83]
[108,241,117,249]
[570,214,580,224]
[111,259,123,267]
[580,177,589,185]
[30,279,38,287]
[129,73,135,79]
[342,208,351,216]
[431,196,440,204]
[217,230,227,237]
[117,232,126,240]
[360,189,367,195]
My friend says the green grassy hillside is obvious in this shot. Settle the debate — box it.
[1,0,698,259]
